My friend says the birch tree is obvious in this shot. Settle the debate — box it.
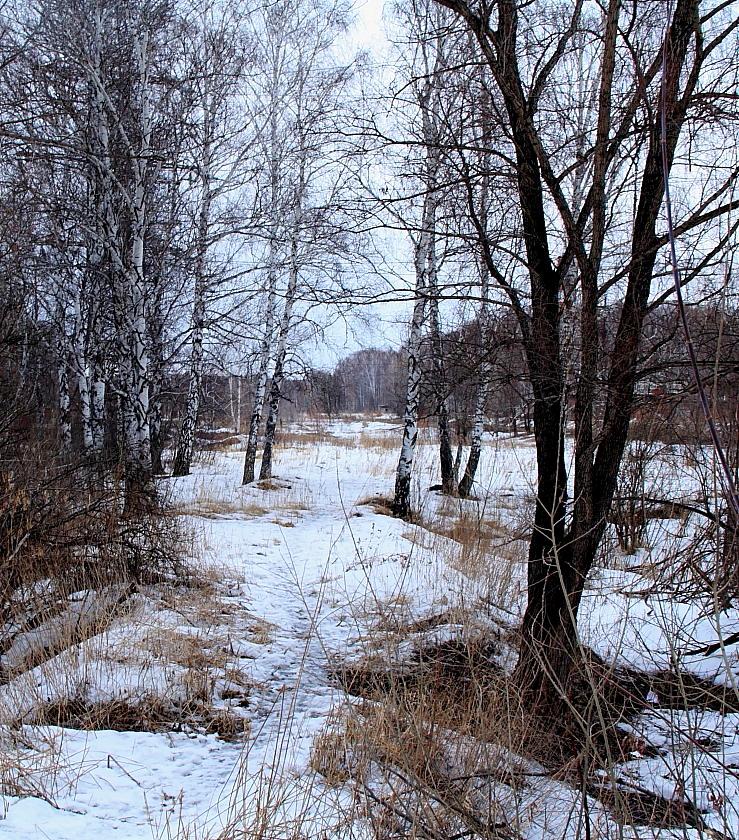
[172,5,248,477]
[390,0,455,517]
[241,0,286,485]
[242,0,353,485]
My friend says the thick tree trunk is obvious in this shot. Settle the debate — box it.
[393,269,428,518]
[510,0,698,714]
[121,32,154,506]
[433,0,700,715]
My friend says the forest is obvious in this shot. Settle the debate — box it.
[0,0,738,837]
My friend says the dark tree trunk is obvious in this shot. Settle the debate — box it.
[435,0,701,717]
[513,0,699,713]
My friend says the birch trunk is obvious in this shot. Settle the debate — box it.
[242,260,276,484]
[120,31,153,499]
[242,57,281,486]
[459,261,491,498]
[173,113,213,477]
[428,270,456,495]
[87,8,112,458]
[56,311,72,454]
[459,100,493,498]
[392,287,426,519]
[147,285,164,474]
[259,227,300,482]
[236,377,242,433]
[258,116,306,482]
[73,287,94,453]
[229,376,242,434]
[392,59,442,518]
[91,358,106,453]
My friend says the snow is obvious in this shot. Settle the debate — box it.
[2,421,738,838]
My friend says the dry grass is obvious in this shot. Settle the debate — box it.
[0,728,65,804]
[357,432,398,451]
[272,425,399,453]
[314,621,731,839]
[251,477,314,513]
[244,616,276,645]
[274,430,339,448]
[1,559,256,752]
[400,502,527,617]
[355,494,395,516]
[311,663,533,840]
[0,457,189,685]
[171,496,269,519]
[32,695,249,739]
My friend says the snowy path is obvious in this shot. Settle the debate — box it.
[4,429,736,839]
[0,433,477,839]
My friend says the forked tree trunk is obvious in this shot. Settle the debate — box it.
[436,0,699,721]
[505,0,696,714]
[393,42,444,518]
[242,280,276,484]
[243,61,281,486]
[258,355,283,482]
[458,382,486,498]
[429,292,456,494]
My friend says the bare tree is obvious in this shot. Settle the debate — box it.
[242,0,355,484]
[172,3,248,477]
[431,0,739,713]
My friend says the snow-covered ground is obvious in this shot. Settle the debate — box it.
[1,418,738,839]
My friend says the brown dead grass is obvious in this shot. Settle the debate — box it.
[405,504,526,597]
[279,500,310,512]
[330,636,671,772]
[33,695,249,740]
[274,430,339,448]
[171,498,269,519]
[246,617,276,645]
[323,636,728,836]
[357,433,398,451]
[356,495,395,516]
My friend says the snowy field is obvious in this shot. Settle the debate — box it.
[1,418,738,839]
